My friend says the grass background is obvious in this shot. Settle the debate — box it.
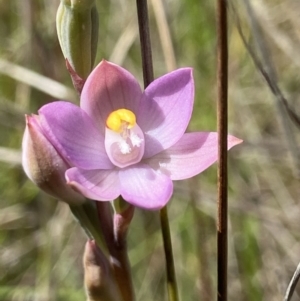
[0,0,300,300]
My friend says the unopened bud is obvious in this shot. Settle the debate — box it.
[22,115,85,205]
[61,0,95,9]
[56,0,99,79]
[84,240,122,301]
[113,202,134,246]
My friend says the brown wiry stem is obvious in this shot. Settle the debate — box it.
[284,262,300,301]
[136,0,154,87]
[216,1,228,301]
[136,1,179,300]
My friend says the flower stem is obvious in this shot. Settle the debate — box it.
[136,1,179,300]
[96,201,135,301]
[136,0,154,87]
[216,1,228,301]
[284,261,300,301]
[160,206,179,301]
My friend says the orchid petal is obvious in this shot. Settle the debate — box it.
[104,124,145,168]
[119,164,173,210]
[39,101,113,169]
[145,132,243,180]
[66,168,120,201]
[138,68,194,158]
[81,60,143,134]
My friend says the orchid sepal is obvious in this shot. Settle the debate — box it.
[22,114,85,205]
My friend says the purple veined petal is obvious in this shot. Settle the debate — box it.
[39,101,113,170]
[66,167,121,201]
[145,132,243,180]
[81,60,143,135]
[137,68,194,158]
[119,163,173,210]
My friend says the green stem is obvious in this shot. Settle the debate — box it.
[160,206,179,301]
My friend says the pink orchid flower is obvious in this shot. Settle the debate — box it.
[35,60,241,210]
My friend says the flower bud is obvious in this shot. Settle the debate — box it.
[22,115,85,205]
[61,0,95,10]
[84,240,122,301]
[113,200,134,246]
[56,0,99,79]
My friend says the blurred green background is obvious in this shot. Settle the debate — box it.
[0,0,300,300]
